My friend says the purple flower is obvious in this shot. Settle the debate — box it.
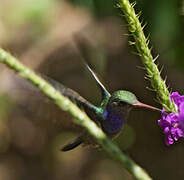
[158,92,184,146]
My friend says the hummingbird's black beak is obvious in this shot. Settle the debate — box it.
[132,102,161,112]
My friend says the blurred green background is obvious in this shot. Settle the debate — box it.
[0,0,184,179]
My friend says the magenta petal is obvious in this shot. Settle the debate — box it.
[170,92,180,105]
[170,92,180,98]
[178,113,184,131]
[179,102,184,112]
[165,134,174,146]
[176,128,184,138]
[170,128,180,141]
[164,127,170,134]
[171,92,184,107]
[158,119,170,130]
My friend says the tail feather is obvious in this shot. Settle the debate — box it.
[61,136,83,152]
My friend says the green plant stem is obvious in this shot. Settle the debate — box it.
[0,48,152,180]
[118,0,176,113]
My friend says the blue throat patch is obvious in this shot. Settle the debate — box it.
[102,109,124,135]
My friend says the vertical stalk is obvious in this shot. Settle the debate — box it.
[118,0,177,113]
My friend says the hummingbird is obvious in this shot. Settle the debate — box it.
[46,63,161,152]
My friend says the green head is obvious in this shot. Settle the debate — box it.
[110,90,139,105]
[108,90,160,111]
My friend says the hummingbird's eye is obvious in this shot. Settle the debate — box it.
[120,101,127,106]
[119,101,131,107]
[112,100,129,106]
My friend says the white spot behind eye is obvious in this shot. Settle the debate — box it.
[112,102,118,106]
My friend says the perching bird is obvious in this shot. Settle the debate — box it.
[46,63,160,151]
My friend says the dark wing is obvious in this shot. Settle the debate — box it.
[73,35,111,107]
[43,76,100,116]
